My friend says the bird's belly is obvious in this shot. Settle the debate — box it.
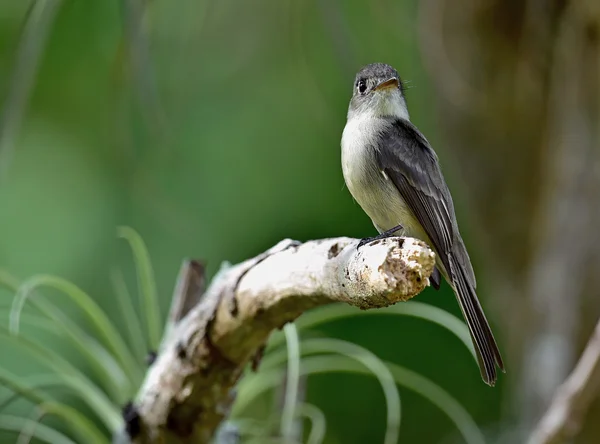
[343,157,423,238]
[361,181,424,238]
[341,115,429,241]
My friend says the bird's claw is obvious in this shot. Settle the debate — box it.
[357,237,376,250]
[356,224,404,250]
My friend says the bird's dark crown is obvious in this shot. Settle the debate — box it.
[352,63,406,97]
[355,63,400,84]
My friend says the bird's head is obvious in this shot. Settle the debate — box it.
[348,63,409,121]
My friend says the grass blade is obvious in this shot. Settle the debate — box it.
[16,407,46,444]
[0,414,76,444]
[8,274,143,385]
[236,338,400,444]
[299,338,400,444]
[0,0,63,179]
[111,268,147,365]
[237,354,484,444]
[268,302,475,361]
[0,368,49,407]
[118,226,162,350]
[296,403,326,444]
[0,327,121,431]
[280,323,300,440]
[0,374,65,412]
[0,306,131,404]
[39,403,107,444]
[383,361,485,444]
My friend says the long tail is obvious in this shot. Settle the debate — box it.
[450,256,504,386]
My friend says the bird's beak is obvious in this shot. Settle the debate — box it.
[374,77,399,91]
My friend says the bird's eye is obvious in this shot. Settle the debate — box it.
[357,80,367,94]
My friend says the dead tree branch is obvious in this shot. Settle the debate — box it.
[115,236,435,443]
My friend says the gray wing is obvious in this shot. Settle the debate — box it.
[375,118,503,385]
[430,267,441,290]
[374,119,475,285]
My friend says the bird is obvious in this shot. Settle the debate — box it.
[340,62,504,385]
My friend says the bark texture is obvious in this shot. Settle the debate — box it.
[117,237,435,443]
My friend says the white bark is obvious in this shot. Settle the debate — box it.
[116,236,435,443]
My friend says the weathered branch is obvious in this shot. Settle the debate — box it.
[118,236,435,444]
[528,317,600,444]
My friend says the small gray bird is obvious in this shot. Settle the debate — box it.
[341,63,504,385]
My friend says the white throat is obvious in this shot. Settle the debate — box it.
[347,89,410,122]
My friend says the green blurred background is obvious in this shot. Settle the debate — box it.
[1,0,599,443]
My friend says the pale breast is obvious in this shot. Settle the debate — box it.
[341,116,423,238]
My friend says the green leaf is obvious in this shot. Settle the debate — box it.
[0,326,121,431]
[39,402,107,444]
[7,273,143,386]
[118,226,162,351]
[0,374,106,442]
[0,367,50,407]
[0,414,77,444]
[111,268,148,366]
[237,337,401,444]
[268,302,476,362]
[0,306,131,404]
[237,354,485,444]
[280,323,300,441]
[296,403,326,444]
[0,374,65,412]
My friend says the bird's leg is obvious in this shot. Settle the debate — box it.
[357,224,404,249]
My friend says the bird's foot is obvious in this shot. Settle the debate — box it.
[357,236,377,249]
[356,224,404,250]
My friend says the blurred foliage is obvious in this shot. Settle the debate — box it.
[0,0,505,443]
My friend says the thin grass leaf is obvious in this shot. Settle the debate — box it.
[111,268,147,365]
[1,270,141,390]
[383,361,485,444]
[16,407,46,444]
[0,0,63,179]
[8,274,143,385]
[296,403,326,444]
[268,302,476,361]
[300,357,485,444]
[0,368,50,408]
[299,338,400,444]
[0,327,121,431]
[39,402,107,444]
[76,337,132,404]
[0,374,65,412]
[0,306,131,403]
[0,308,56,333]
[237,354,484,444]
[280,323,300,440]
[118,226,162,350]
[0,414,76,444]
[236,338,400,444]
